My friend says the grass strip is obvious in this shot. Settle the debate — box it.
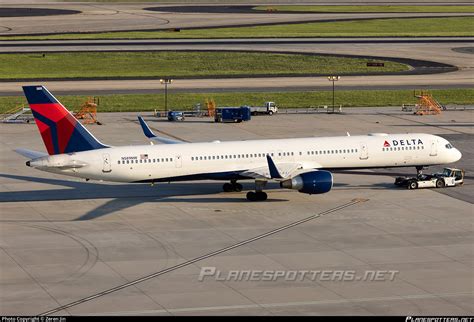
[0,52,408,80]
[1,89,472,114]
[0,17,472,40]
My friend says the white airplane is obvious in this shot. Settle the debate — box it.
[15,85,462,201]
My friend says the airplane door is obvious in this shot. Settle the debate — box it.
[175,155,182,168]
[102,153,111,172]
[430,140,438,156]
[359,142,368,160]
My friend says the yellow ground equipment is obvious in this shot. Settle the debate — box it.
[74,97,102,125]
[206,98,216,117]
[414,90,443,115]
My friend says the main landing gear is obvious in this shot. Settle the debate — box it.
[222,180,268,201]
[223,180,243,192]
[246,181,267,201]
[246,191,267,201]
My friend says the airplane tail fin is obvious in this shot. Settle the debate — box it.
[22,85,108,155]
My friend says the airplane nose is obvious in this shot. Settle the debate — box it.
[453,149,462,162]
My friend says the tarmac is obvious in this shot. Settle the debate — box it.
[1,107,472,315]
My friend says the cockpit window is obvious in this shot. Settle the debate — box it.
[445,143,453,149]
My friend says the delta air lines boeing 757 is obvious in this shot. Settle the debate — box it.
[15,86,462,201]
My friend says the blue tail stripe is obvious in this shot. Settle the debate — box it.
[31,110,60,155]
[23,85,58,104]
[65,123,108,153]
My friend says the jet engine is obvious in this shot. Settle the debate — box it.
[280,170,333,194]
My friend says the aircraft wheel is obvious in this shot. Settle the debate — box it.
[246,191,257,201]
[256,192,268,201]
[234,183,243,192]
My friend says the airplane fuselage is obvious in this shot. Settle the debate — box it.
[28,133,462,183]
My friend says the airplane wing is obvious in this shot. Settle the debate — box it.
[241,156,304,180]
[138,116,186,144]
[241,156,322,180]
[14,148,48,159]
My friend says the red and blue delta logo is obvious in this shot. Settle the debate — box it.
[384,139,424,148]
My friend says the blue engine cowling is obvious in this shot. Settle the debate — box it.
[280,170,333,194]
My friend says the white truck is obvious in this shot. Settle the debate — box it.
[394,167,464,190]
[248,102,278,115]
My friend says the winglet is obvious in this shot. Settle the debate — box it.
[266,155,283,179]
[137,116,185,144]
[138,116,156,139]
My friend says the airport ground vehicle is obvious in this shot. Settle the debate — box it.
[167,111,185,121]
[214,106,251,123]
[394,167,464,189]
[249,102,278,115]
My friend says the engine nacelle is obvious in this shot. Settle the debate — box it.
[280,170,333,194]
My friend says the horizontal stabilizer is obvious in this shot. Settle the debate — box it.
[137,116,185,144]
[14,148,48,159]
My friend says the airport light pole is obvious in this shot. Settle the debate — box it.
[327,76,340,114]
[160,78,173,113]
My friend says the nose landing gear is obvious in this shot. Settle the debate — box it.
[416,165,425,178]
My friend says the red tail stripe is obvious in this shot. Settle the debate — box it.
[30,103,69,122]
[35,119,55,155]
